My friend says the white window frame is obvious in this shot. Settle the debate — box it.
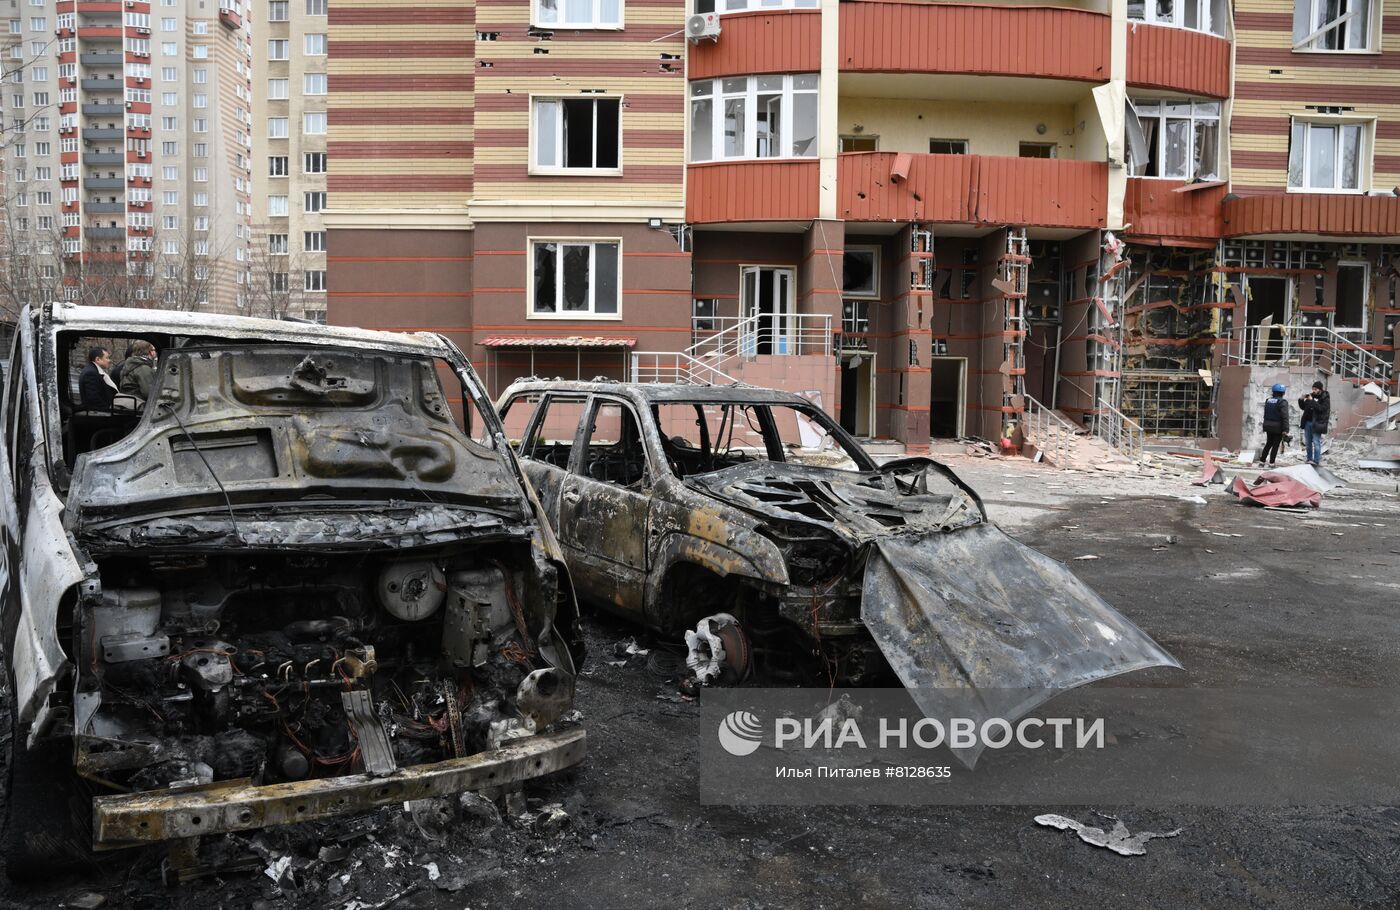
[529,94,623,175]
[268,116,288,139]
[1287,116,1371,193]
[303,73,327,95]
[533,0,623,29]
[1292,0,1378,53]
[304,33,326,55]
[303,111,327,134]
[268,39,288,60]
[1126,98,1221,181]
[528,238,622,320]
[689,74,819,163]
[268,78,289,100]
[1127,0,1227,36]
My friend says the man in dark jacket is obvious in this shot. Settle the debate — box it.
[1258,382,1289,465]
[78,346,117,411]
[1299,380,1331,467]
[118,340,158,403]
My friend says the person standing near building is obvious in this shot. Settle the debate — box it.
[1258,382,1289,465]
[1299,380,1331,467]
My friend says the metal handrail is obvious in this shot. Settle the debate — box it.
[689,313,833,364]
[1226,324,1392,383]
[1089,400,1145,462]
[630,350,738,386]
[1021,394,1081,466]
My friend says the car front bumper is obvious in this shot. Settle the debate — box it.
[92,728,586,849]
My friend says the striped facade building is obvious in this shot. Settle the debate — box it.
[326,0,1400,455]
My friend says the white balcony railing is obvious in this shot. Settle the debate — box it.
[630,351,738,386]
[1226,324,1393,384]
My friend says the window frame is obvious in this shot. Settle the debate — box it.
[527,237,623,320]
[694,0,817,13]
[928,138,970,155]
[1286,115,1372,194]
[1127,0,1227,37]
[529,94,623,176]
[1126,98,1221,181]
[532,0,624,29]
[842,245,881,299]
[688,74,820,163]
[1292,0,1378,53]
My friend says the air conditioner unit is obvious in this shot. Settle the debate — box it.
[685,13,720,40]
[138,151,146,157]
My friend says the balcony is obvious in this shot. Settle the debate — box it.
[83,178,124,189]
[838,152,1107,230]
[1126,23,1230,99]
[1221,193,1400,239]
[83,152,123,165]
[219,6,243,29]
[80,79,123,91]
[841,2,1107,84]
[84,202,123,213]
[79,52,123,65]
[686,160,820,223]
[82,103,124,115]
[82,128,122,140]
[689,10,820,80]
[1123,178,1225,244]
[85,227,125,239]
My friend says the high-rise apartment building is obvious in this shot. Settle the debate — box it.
[250,0,327,322]
[1,0,253,314]
[326,0,1400,456]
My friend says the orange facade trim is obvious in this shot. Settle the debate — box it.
[688,11,820,79]
[1126,23,1230,99]
[1124,178,1226,242]
[686,160,820,223]
[840,2,1107,83]
[1222,194,1400,238]
[838,153,1107,230]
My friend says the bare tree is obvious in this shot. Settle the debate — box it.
[243,222,308,320]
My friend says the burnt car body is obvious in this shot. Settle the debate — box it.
[0,303,583,874]
[497,380,1178,762]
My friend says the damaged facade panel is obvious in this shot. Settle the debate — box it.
[0,303,585,873]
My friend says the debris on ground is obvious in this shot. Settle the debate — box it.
[1191,451,1226,486]
[1265,463,1345,494]
[1073,554,1101,561]
[1229,472,1323,509]
[1035,813,1183,856]
[61,894,106,910]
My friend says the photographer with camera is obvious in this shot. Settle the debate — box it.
[1298,380,1330,467]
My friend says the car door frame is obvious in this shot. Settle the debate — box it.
[556,393,654,618]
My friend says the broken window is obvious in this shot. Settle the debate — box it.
[1019,142,1057,159]
[653,401,868,477]
[1288,119,1366,191]
[1335,262,1368,332]
[929,138,968,155]
[1293,0,1373,51]
[520,394,587,468]
[689,75,818,162]
[840,134,878,152]
[1128,0,1226,35]
[843,246,879,298]
[579,401,647,487]
[693,0,817,12]
[532,97,620,172]
[535,0,620,27]
[531,240,620,317]
[1126,99,1219,180]
[693,297,719,333]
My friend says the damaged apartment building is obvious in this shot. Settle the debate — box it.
[320,0,1400,458]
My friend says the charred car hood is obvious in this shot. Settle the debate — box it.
[683,461,983,542]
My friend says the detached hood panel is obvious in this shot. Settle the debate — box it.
[861,523,1180,767]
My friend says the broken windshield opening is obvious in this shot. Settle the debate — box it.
[655,401,871,478]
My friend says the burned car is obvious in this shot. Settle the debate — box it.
[0,303,583,876]
[497,380,1177,757]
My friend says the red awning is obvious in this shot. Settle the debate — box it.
[479,336,637,349]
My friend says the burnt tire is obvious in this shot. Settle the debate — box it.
[3,687,92,881]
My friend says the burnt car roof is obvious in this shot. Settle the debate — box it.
[45,302,452,357]
[501,379,824,406]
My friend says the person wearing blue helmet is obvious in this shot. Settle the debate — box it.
[1258,382,1290,465]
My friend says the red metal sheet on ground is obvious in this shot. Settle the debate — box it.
[1228,473,1321,508]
